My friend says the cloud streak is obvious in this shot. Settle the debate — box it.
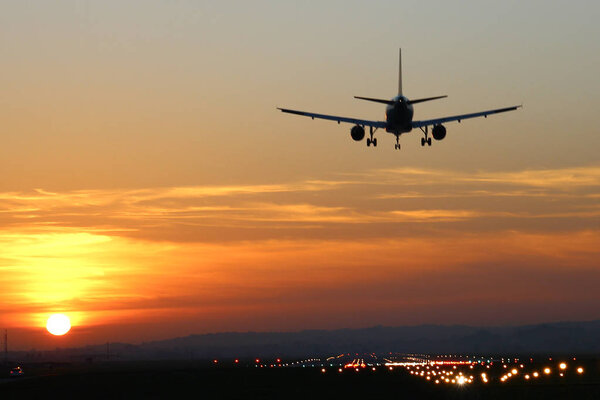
[2,165,599,348]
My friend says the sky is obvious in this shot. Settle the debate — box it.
[1,0,599,350]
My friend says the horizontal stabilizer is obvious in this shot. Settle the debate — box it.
[407,95,448,105]
[354,96,395,105]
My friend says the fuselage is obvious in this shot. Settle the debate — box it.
[385,95,414,134]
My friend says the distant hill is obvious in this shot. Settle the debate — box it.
[12,320,600,361]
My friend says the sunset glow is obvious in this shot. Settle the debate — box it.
[1,1,599,351]
[46,314,71,336]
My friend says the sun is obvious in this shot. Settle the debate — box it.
[46,314,71,336]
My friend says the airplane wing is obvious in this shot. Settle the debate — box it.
[277,107,387,129]
[412,105,521,129]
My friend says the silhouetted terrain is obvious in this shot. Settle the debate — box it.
[9,319,600,362]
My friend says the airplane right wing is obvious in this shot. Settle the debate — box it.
[277,107,387,129]
[412,105,522,129]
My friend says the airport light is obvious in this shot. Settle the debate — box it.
[533,372,539,378]
[559,362,567,370]
[544,368,551,375]
[511,369,518,375]
[577,367,584,374]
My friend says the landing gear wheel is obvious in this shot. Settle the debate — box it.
[427,138,432,146]
[373,138,377,147]
[421,137,425,147]
[367,138,371,146]
[395,144,401,150]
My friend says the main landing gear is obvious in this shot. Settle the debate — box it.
[394,135,401,150]
[419,126,432,147]
[366,126,378,147]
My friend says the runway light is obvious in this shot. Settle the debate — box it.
[511,369,518,374]
[321,368,326,373]
[525,375,530,380]
[338,368,342,373]
[544,368,551,375]
[577,367,584,374]
[559,362,567,370]
[533,372,539,378]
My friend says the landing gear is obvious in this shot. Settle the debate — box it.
[366,137,377,147]
[419,126,432,147]
[366,126,378,147]
[394,135,401,150]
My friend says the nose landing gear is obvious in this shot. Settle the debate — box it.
[394,135,401,150]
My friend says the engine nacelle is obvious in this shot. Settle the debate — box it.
[350,125,365,141]
[432,124,446,141]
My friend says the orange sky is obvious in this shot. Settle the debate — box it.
[2,166,599,349]
[1,1,599,350]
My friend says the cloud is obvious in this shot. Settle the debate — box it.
[0,165,598,244]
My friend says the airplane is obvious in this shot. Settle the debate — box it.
[277,49,521,150]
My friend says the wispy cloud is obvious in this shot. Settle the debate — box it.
[0,165,598,243]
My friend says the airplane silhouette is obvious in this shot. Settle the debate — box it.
[278,49,521,150]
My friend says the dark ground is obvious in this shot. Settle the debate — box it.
[2,360,600,399]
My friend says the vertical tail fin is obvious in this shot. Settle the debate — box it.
[398,48,403,96]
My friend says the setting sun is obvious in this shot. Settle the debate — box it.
[46,314,71,336]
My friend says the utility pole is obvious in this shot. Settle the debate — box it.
[4,329,7,364]
[106,341,109,361]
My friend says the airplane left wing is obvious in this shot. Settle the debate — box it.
[412,105,521,129]
[277,107,387,129]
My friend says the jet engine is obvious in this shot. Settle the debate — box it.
[432,124,446,140]
[350,125,365,141]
